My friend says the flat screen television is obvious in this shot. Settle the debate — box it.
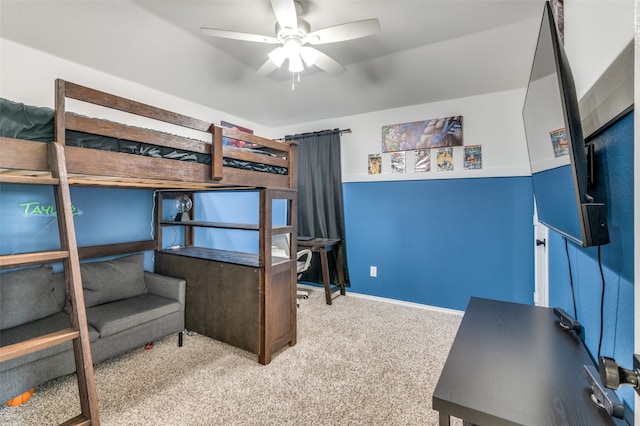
[522,1,609,247]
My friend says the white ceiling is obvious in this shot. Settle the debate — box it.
[0,0,545,128]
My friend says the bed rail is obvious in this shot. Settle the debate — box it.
[1,80,296,189]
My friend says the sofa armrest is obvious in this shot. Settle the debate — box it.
[144,272,185,308]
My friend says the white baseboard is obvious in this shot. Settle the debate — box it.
[298,283,463,316]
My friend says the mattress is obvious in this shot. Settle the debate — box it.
[0,98,287,175]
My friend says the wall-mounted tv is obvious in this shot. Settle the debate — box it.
[522,1,609,247]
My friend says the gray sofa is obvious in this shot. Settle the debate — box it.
[0,253,185,403]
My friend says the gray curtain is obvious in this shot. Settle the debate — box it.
[285,129,350,286]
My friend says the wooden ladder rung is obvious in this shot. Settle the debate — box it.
[0,328,80,363]
[59,414,91,426]
[0,174,60,185]
[0,250,70,269]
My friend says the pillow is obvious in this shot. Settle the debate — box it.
[0,265,59,330]
[81,253,147,308]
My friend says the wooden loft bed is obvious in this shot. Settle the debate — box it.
[0,80,298,368]
[0,79,297,191]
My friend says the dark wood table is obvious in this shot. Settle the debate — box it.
[296,238,346,305]
[433,297,624,426]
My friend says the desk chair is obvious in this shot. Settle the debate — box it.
[271,235,313,302]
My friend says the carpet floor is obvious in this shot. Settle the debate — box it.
[0,289,463,425]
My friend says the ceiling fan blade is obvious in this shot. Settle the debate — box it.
[307,19,381,45]
[257,58,279,76]
[200,27,278,44]
[307,48,346,75]
[271,0,298,31]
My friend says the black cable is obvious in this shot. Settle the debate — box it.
[597,245,606,359]
[564,238,577,319]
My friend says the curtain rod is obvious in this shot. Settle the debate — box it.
[277,128,351,141]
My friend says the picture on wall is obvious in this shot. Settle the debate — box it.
[551,0,564,41]
[381,116,463,152]
[391,152,406,173]
[221,121,256,148]
[414,149,431,172]
[368,153,382,175]
[435,148,454,171]
[464,145,482,170]
[550,128,569,157]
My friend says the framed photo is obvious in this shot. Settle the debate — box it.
[391,152,406,173]
[464,145,482,170]
[368,153,382,175]
[414,149,431,172]
[221,121,256,148]
[550,128,569,158]
[382,116,462,152]
[435,148,454,171]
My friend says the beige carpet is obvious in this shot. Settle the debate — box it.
[0,289,463,425]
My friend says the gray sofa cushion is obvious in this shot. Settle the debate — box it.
[51,272,67,310]
[1,265,59,330]
[86,293,181,338]
[81,253,147,308]
[0,312,100,373]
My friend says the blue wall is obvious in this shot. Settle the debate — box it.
[343,176,535,311]
[548,110,634,412]
[0,185,155,270]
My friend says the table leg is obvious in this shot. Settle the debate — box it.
[335,242,346,296]
[438,412,451,426]
[319,248,332,305]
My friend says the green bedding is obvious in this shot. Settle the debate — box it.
[0,97,54,142]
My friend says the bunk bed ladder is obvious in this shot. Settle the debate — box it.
[0,142,100,425]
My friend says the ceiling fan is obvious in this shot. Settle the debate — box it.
[200,0,381,78]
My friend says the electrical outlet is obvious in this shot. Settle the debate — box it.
[370,266,377,277]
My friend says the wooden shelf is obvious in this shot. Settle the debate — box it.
[161,220,259,231]
[160,246,289,268]
[161,221,293,235]
[154,188,298,365]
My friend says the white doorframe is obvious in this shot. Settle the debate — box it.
[533,204,549,308]
[634,0,639,420]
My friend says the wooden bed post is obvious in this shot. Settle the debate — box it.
[211,125,223,180]
[288,141,298,190]
[54,79,66,146]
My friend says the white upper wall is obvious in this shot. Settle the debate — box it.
[271,88,532,181]
[0,39,271,139]
[564,0,635,99]
[272,0,634,183]
[1,1,632,179]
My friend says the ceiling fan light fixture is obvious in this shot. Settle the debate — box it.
[282,38,302,57]
[268,46,286,67]
[288,54,304,73]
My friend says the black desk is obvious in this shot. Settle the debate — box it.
[296,238,346,305]
[433,297,623,426]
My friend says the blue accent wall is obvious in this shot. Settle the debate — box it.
[548,110,634,412]
[0,185,154,270]
[343,176,535,311]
